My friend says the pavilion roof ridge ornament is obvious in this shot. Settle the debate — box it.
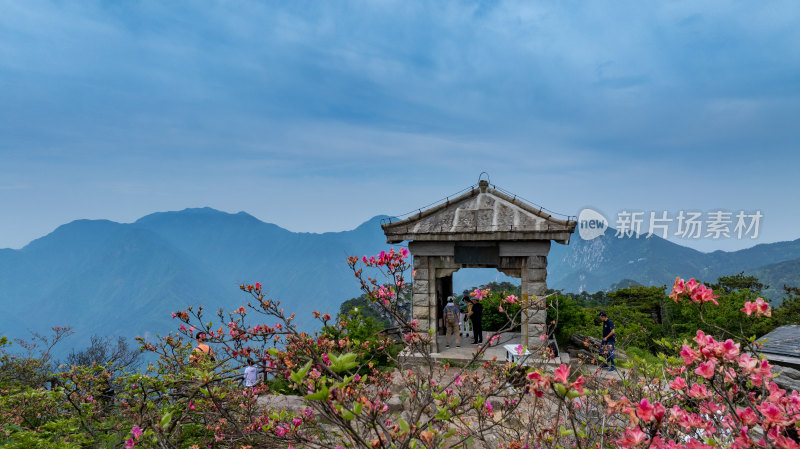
[381,175,577,245]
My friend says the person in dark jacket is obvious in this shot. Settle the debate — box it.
[598,311,616,371]
[468,297,483,344]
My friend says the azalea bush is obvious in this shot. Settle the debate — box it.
[600,277,800,449]
[1,249,798,449]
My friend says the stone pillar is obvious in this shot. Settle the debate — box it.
[412,254,431,331]
[523,255,548,348]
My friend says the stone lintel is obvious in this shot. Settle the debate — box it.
[409,241,455,256]
[498,241,550,257]
[497,268,521,278]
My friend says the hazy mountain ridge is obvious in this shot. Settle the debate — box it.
[1,209,798,354]
[549,229,800,299]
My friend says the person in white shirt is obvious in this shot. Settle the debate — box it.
[243,358,259,387]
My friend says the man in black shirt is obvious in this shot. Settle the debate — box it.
[468,297,483,344]
[598,311,616,371]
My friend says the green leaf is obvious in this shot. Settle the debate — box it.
[353,402,363,416]
[304,385,330,401]
[434,407,451,421]
[340,374,354,388]
[554,383,567,396]
[341,409,355,421]
[398,418,410,433]
[290,360,312,384]
[559,425,574,437]
[473,395,485,409]
[160,411,173,429]
[566,389,582,399]
[330,352,359,373]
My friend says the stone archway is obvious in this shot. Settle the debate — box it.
[383,180,576,353]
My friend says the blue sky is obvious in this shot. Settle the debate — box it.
[1,1,798,252]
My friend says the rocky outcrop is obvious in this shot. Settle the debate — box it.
[773,365,800,392]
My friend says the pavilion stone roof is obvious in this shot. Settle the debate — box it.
[382,181,577,244]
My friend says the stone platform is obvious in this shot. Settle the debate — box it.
[402,332,569,366]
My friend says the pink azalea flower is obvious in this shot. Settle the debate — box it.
[695,360,717,379]
[670,277,686,302]
[637,398,655,422]
[720,339,740,360]
[527,371,543,382]
[743,298,772,317]
[553,364,570,384]
[131,426,143,439]
[472,288,488,300]
[685,278,699,294]
[669,377,687,391]
[454,375,463,387]
[125,438,136,449]
[619,427,648,447]
[653,402,666,422]
[736,407,758,426]
[504,294,519,304]
[757,401,784,425]
[680,344,699,365]
[738,353,758,373]
[254,282,262,291]
[275,426,288,437]
[571,376,585,395]
[515,344,524,356]
[741,301,758,316]
[694,330,714,347]
[690,284,718,305]
[757,359,774,378]
[688,383,710,400]
[756,298,771,316]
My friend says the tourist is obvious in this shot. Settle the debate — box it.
[243,358,259,387]
[598,311,616,371]
[443,296,460,348]
[190,333,215,364]
[468,297,483,344]
[459,290,472,339]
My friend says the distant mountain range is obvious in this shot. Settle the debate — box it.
[1,208,797,353]
[547,230,800,300]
